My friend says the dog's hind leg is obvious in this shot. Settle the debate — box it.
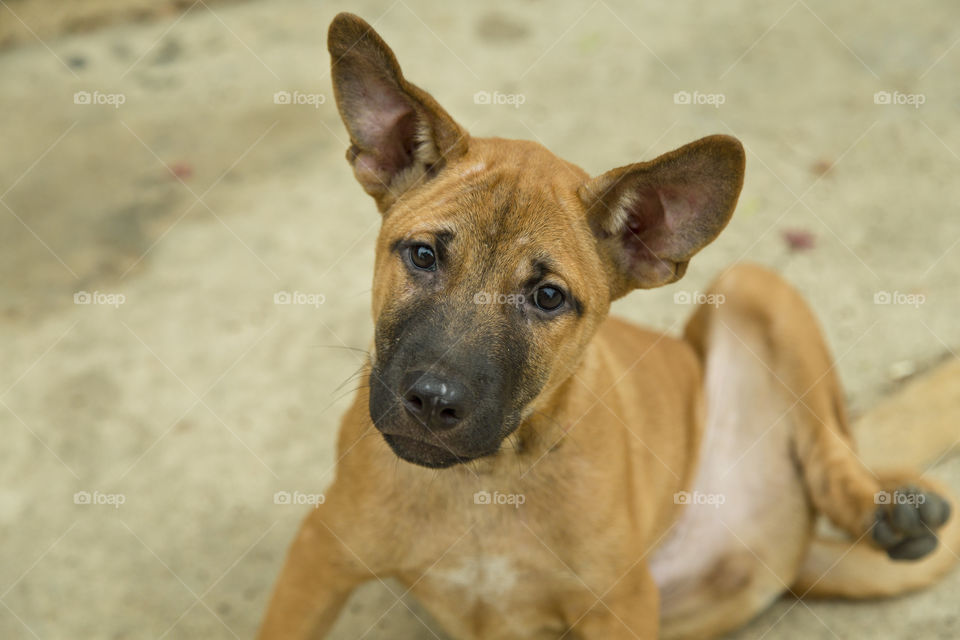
[794,473,960,599]
[684,263,956,576]
[655,269,813,639]
[658,263,957,638]
[795,360,960,599]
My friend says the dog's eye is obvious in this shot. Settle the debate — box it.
[534,286,564,311]
[409,244,437,270]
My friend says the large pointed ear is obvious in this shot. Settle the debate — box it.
[579,135,745,298]
[327,13,469,212]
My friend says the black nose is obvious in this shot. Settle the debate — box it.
[401,371,471,430]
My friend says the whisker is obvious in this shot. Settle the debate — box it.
[334,362,371,393]
[318,384,371,415]
[310,344,371,355]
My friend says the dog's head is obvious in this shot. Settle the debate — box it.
[328,13,745,468]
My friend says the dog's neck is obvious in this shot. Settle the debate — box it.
[469,339,603,477]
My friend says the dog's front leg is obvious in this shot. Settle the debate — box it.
[258,500,371,640]
[564,562,660,639]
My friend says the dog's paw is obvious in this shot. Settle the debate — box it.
[872,486,951,561]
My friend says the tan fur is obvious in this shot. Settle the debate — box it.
[258,14,959,639]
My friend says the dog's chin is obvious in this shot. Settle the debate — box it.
[381,434,482,469]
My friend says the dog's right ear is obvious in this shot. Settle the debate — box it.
[328,13,469,212]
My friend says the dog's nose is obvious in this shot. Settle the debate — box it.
[401,371,471,430]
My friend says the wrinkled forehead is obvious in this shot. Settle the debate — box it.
[444,170,554,243]
[385,165,594,285]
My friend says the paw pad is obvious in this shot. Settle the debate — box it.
[872,486,951,561]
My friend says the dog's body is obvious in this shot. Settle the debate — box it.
[259,14,959,639]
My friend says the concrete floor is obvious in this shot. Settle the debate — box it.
[2,0,959,637]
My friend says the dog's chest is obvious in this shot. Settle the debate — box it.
[432,554,519,599]
[401,535,575,639]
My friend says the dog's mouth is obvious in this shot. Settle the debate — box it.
[381,433,481,469]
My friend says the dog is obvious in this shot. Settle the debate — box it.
[259,13,959,639]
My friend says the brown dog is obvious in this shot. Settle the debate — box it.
[259,13,959,639]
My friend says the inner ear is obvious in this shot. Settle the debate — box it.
[614,182,714,281]
[328,13,468,212]
[580,135,745,296]
[346,106,419,189]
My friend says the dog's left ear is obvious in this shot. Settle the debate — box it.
[328,13,469,212]
[579,135,745,298]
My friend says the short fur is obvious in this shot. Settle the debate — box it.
[259,14,958,639]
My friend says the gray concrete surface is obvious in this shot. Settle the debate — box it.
[2,0,959,637]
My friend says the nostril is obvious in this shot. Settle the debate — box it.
[404,393,424,413]
[438,407,461,425]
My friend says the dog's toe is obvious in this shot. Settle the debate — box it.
[919,492,951,527]
[887,534,939,560]
[891,499,923,533]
